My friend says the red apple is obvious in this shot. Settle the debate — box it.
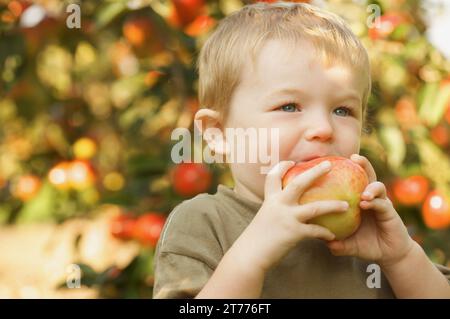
[110,213,136,240]
[171,0,206,27]
[430,124,450,148]
[133,213,167,247]
[122,16,164,55]
[368,12,406,40]
[184,15,216,37]
[282,156,369,240]
[421,190,450,230]
[12,174,42,201]
[123,16,154,47]
[392,175,429,206]
[172,162,212,197]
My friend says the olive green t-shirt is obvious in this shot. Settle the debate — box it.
[153,185,450,299]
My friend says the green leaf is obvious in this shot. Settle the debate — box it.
[430,83,450,126]
[95,1,127,29]
[378,126,406,171]
[390,23,410,41]
[111,73,148,109]
[379,57,408,94]
[418,82,444,127]
[16,182,57,224]
[77,263,99,287]
[416,138,450,188]
[127,154,167,176]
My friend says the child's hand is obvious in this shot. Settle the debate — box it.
[326,154,416,267]
[240,160,349,273]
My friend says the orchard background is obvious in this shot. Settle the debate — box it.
[0,0,449,298]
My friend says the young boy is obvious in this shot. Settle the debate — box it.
[153,1,450,298]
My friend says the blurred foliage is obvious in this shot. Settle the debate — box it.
[0,0,449,298]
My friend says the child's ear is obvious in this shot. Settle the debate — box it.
[194,108,229,155]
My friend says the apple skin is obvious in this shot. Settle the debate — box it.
[282,156,369,240]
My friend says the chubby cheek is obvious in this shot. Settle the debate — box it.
[276,126,305,159]
[336,126,361,157]
[251,123,301,161]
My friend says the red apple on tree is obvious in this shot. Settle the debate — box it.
[169,0,206,28]
[184,15,216,37]
[421,190,450,230]
[12,174,42,201]
[368,12,406,40]
[133,213,167,247]
[392,175,429,206]
[122,15,164,55]
[282,156,369,240]
[172,162,212,197]
[430,124,450,148]
[110,213,136,240]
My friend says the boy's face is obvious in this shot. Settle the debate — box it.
[223,39,365,203]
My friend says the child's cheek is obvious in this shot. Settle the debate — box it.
[277,130,304,159]
[339,130,362,159]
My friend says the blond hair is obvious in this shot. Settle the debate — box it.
[196,1,371,128]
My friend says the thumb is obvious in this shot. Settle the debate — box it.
[327,240,358,257]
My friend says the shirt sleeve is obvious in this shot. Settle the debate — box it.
[153,252,214,298]
[152,196,224,299]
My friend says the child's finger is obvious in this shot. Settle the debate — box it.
[264,161,295,198]
[360,198,395,222]
[350,154,377,183]
[302,224,336,242]
[327,239,358,257]
[294,200,348,223]
[282,161,332,203]
[361,181,387,201]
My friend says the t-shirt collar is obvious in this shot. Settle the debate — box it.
[216,184,262,214]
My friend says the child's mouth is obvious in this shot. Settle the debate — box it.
[300,155,325,162]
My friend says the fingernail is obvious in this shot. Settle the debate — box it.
[322,161,331,169]
[363,191,371,198]
[341,202,349,210]
[268,162,282,175]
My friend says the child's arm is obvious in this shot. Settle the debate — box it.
[381,241,450,298]
[195,229,267,298]
[327,154,450,298]
[196,160,349,298]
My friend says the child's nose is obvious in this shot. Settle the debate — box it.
[303,114,334,142]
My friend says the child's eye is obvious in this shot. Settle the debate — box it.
[278,103,300,112]
[334,106,353,117]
